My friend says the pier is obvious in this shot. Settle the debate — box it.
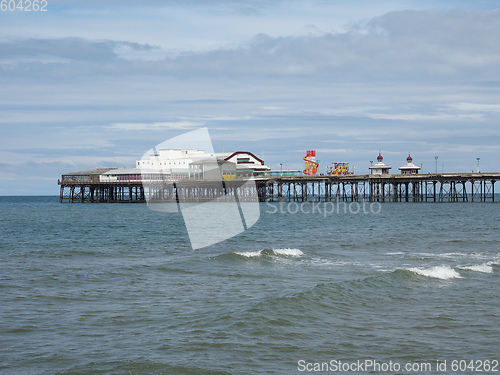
[257,173,499,203]
[59,173,500,203]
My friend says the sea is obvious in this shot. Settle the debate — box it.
[1,196,499,374]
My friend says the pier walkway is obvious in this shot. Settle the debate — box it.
[58,173,500,203]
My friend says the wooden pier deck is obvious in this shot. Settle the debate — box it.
[59,173,500,203]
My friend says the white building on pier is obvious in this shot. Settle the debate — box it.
[369,153,391,175]
[137,149,270,177]
[399,153,421,174]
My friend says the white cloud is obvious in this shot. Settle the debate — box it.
[365,113,484,121]
[108,121,204,131]
[449,103,500,113]
[3,9,500,83]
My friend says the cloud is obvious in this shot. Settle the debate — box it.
[0,38,160,81]
[2,9,500,82]
[450,103,500,113]
[0,38,128,61]
[365,113,483,121]
[108,121,204,131]
[165,9,500,81]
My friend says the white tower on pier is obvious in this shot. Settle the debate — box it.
[369,152,391,175]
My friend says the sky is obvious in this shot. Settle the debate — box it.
[1,0,500,195]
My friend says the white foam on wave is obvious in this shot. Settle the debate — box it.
[459,264,494,273]
[235,250,263,258]
[234,248,303,258]
[273,248,303,257]
[407,266,462,280]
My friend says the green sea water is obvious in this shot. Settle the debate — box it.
[1,197,499,374]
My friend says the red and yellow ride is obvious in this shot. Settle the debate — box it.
[327,162,353,176]
[303,150,319,175]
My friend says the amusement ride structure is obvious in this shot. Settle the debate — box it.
[303,150,319,175]
[327,162,353,176]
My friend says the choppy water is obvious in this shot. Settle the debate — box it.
[1,197,499,374]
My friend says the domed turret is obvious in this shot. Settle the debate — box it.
[399,152,420,174]
[370,152,391,175]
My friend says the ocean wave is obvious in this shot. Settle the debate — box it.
[458,264,493,273]
[215,248,304,261]
[406,266,462,280]
[234,248,303,258]
[272,248,303,257]
[234,250,263,258]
